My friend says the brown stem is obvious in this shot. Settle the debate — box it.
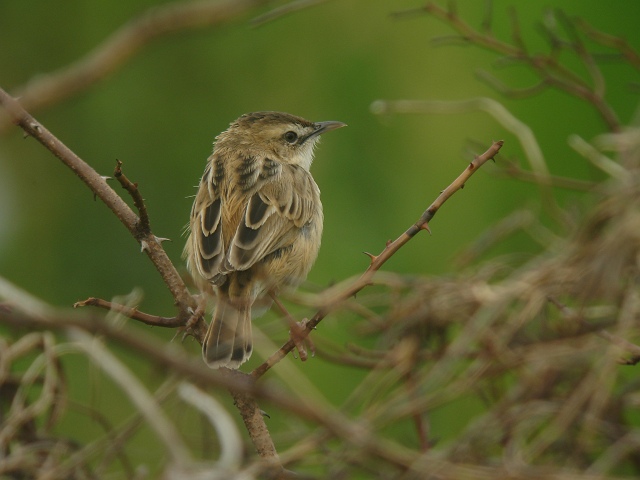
[114,160,151,236]
[0,87,198,327]
[73,297,181,328]
[419,2,621,132]
[252,140,504,379]
[0,0,270,134]
[1,306,420,470]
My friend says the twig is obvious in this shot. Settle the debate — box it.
[0,306,420,470]
[73,297,183,328]
[409,2,621,132]
[69,329,193,467]
[178,383,243,469]
[547,296,640,365]
[496,161,595,191]
[0,0,270,134]
[0,86,199,328]
[251,140,504,379]
[370,97,568,226]
[113,160,151,236]
[574,17,640,71]
[251,0,331,27]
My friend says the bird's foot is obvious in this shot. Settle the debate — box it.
[289,318,315,361]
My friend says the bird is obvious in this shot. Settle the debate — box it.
[184,111,346,368]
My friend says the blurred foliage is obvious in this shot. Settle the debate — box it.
[2,0,640,478]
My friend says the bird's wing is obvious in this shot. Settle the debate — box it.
[227,161,319,272]
[187,156,226,284]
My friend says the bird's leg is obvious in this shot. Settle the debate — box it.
[268,291,315,361]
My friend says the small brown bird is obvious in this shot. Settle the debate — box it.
[184,111,346,368]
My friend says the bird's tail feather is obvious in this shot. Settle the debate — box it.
[203,297,252,369]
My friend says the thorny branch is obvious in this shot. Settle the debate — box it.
[113,159,152,239]
[0,87,199,330]
[0,79,502,474]
[251,140,503,378]
[4,2,640,478]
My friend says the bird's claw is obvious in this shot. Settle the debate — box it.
[289,318,315,362]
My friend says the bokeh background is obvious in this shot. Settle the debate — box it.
[1,0,639,476]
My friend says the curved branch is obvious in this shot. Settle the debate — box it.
[0,0,268,134]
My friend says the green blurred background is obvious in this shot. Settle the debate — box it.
[1,0,639,474]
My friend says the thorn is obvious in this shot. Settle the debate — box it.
[140,240,149,253]
[101,175,112,182]
[386,239,392,247]
[420,222,432,234]
[154,236,172,244]
[30,122,41,132]
[260,410,271,419]
[363,251,377,262]
[460,183,465,189]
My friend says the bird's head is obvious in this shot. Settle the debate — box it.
[216,111,346,170]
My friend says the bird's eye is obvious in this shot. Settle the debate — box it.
[283,131,298,144]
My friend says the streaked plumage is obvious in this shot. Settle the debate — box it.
[184,111,345,368]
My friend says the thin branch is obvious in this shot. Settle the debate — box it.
[251,0,331,27]
[251,140,504,379]
[0,87,199,328]
[548,297,640,365]
[412,2,621,132]
[574,17,640,71]
[0,0,270,134]
[419,2,521,58]
[73,297,183,328]
[114,160,151,237]
[178,383,244,470]
[475,70,549,99]
[0,306,420,470]
[70,329,193,467]
[554,9,606,99]
[496,160,596,191]
[370,97,577,231]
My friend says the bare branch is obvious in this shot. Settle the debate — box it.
[73,297,184,328]
[251,0,332,27]
[251,139,504,379]
[0,303,421,471]
[0,0,270,134]
[0,87,199,328]
[409,2,622,131]
[114,160,151,237]
[574,16,640,71]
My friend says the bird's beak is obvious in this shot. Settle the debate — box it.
[304,120,347,143]
[315,120,347,135]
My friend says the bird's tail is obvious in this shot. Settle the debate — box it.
[203,296,252,369]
